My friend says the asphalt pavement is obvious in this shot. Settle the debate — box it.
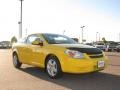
[0,49,120,90]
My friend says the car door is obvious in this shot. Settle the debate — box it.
[31,35,45,67]
[21,35,35,64]
[25,34,45,67]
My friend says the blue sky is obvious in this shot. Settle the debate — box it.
[0,0,120,42]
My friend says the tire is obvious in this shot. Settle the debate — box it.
[45,56,62,79]
[13,53,22,68]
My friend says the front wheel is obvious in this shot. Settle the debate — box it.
[45,56,62,79]
[13,53,22,68]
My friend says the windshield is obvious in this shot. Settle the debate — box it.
[42,33,78,44]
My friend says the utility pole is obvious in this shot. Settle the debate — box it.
[63,30,66,35]
[25,28,28,36]
[96,32,98,42]
[119,32,120,42]
[18,0,24,39]
[99,33,100,41]
[18,21,21,38]
[81,26,85,43]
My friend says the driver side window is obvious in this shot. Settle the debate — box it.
[27,35,40,44]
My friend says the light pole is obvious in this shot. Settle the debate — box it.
[18,21,21,38]
[81,26,85,43]
[119,32,120,42]
[63,30,66,35]
[25,28,28,36]
[96,32,98,42]
[99,33,100,41]
[19,0,24,39]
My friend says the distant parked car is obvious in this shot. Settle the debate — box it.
[0,41,11,49]
[106,42,118,52]
[71,38,79,42]
[85,43,93,46]
[94,43,106,51]
[0,43,3,48]
[116,45,120,52]
[0,43,7,49]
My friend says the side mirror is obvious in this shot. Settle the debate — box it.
[32,38,43,46]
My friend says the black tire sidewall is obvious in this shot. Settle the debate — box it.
[13,53,21,68]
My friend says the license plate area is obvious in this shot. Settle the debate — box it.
[97,61,105,68]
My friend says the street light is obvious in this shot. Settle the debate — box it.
[96,32,101,42]
[119,32,120,42]
[18,0,24,39]
[18,21,21,38]
[25,28,28,36]
[63,30,66,35]
[99,33,100,41]
[96,32,98,42]
[81,26,85,43]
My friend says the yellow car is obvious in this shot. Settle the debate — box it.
[12,33,108,78]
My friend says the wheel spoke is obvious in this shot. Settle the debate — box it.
[52,61,56,66]
[52,65,57,72]
[47,64,50,70]
[51,69,55,76]
[49,59,53,65]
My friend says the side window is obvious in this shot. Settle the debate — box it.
[18,37,27,43]
[27,35,39,44]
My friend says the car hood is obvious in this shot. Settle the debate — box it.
[52,44,102,55]
[52,44,94,48]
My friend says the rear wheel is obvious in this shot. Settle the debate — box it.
[45,56,62,79]
[13,53,22,68]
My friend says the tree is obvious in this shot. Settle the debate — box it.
[102,37,107,44]
[11,36,17,44]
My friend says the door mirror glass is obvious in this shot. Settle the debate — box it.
[32,38,43,46]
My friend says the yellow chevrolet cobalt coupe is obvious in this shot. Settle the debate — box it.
[12,33,108,78]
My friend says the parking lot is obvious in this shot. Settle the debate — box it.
[0,49,120,90]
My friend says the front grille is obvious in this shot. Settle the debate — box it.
[68,47,102,55]
[89,54,103,58]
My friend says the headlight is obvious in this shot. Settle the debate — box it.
[65,49,84,59]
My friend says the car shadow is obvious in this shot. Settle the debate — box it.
[19,66,120,90]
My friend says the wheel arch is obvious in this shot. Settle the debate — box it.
[12,51,18,57]
[45,54,58,65]
[44,54,63,69]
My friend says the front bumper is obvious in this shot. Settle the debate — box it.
[61,55,108,74]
